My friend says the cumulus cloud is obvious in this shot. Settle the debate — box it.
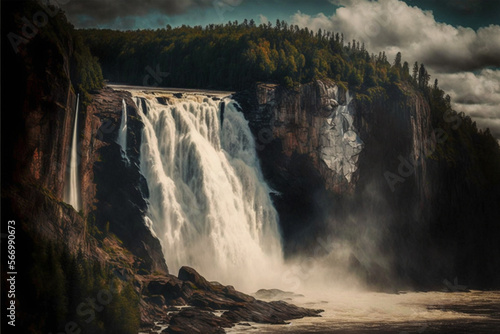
[440,70,500,106]
[259,14,269,25]
[439,69,500,138]
[291,0,500,139]
[292,0,500,73]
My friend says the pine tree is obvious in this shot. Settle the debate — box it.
[402,61,410,80]
[394,52,402,68]
[412,61,419,82]
[418,63,430,88]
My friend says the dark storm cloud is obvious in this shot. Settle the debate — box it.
[404,0,500,29]
[61,0,241,26]
[414,25,500,73]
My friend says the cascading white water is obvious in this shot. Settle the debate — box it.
[133,93,285,290]
[118,99,128,160]
[64,94,81,211]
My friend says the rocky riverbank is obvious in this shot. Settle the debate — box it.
[138,267,323,333]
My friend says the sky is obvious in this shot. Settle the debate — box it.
[59,0,500,140]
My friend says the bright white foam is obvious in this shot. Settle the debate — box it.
[133,94,285,291]
[118,99,128,160]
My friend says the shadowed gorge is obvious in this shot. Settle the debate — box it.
[2,1,500,333]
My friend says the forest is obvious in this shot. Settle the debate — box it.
[81,19,409,93]
[80,19,500,170]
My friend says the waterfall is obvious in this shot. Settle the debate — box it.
[118,99,128,160]
[64,94,81,211]
[133,93,284,290]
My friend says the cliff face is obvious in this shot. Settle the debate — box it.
[237,79,500,289]
[235,81,364,254]
[246,80,362,193]
[2,2,88,257]
[2,4,171,330]
[355,84,433,204]
[86,88,168,274]
[235,80,437,285]
[8,26,75,200]
[240,80,432,196]
[2,1,167,272]
[352,84,436,287]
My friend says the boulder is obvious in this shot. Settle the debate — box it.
[164,308,231,334]
[178,266,212,290]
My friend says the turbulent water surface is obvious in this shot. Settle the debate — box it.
[227,290,500,333]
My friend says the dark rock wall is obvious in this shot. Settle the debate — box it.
[353,84,434,288]
[236,80,499,289]
[87,88,168,274]
[234,81,357,254]
[1,2,167,274]
[2,1,88,256]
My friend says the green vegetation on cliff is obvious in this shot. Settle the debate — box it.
[81,21,397,93]
[22,240,140,334]
[5,0,104,103]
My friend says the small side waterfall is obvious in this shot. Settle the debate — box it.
[118,99,128,160]
[64,94,81,211]
[133,93,285,290]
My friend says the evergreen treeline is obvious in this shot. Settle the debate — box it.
[80,20,403,94]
